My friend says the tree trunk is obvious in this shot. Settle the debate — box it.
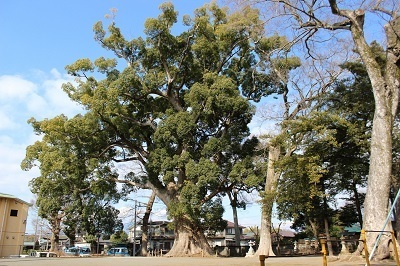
[344,11,399,257]
[155,186,214,257]
[362,64,394,257]
[228,191,241,247]
[141,191,156,256]
[255,145,280,257]
[50,216,61,252]
[166,218,213,257]
[323,217,333,256]
[352,180,363,228]
[309,219,318,240]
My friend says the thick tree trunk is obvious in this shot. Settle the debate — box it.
[50,216,61,252]
[362,81,393,257]
[155,185,214,257]
[255,145,280,257]
[166,218,213,257]
[345,11,399,257]
[141,191,156,256]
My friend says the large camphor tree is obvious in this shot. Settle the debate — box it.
[59,3,280,256]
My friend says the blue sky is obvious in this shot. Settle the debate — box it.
[0,0,270,233]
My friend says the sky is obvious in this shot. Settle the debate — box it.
[0,0,273,234]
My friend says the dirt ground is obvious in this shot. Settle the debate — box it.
[0,256,398,266]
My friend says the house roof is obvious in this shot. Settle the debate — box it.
[344,224,361,233]
[0,192,32,206]
[226,221,245,228]
[271,229,295,238]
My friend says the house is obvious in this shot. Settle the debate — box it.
[0,193,32,257]
[207,221,251,247]
[129,221,175,255]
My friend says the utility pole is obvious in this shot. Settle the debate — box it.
[133,200,137,257]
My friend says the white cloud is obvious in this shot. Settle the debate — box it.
[42,70,82,118]
[0,110,17,130]
[25,93,49,115]
[0,139,36,200]
[0,75,37,101]
[0,69,83,208]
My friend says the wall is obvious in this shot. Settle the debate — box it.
[0,197,30,257]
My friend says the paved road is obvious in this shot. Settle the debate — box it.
[0,256,397,266]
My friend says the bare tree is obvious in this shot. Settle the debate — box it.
[255,50,344,256]
[232,0,400,259]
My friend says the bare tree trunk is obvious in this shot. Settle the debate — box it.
[329,7,399,257]
[141,191,156,256]
[255,145,280,257]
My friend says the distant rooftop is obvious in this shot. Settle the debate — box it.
[0,192,32,206]
[225,221,245,228]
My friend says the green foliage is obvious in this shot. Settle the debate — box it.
[110,231,129,245]
[274,56,374,236]
[84,234,97,244]
[21,114,123,239]
[24,3,297,247]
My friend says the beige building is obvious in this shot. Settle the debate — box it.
[0,193,31,257]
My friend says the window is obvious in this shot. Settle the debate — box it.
[10,209,18,217]
[226,228,235,234]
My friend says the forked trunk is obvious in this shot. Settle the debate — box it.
[166,220,213,257]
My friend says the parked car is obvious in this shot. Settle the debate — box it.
[107,247,130,256]
[29,250,57,257]
[64,247,79,256]
[78,247,91,257]
[64,246,91,257]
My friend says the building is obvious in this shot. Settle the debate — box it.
[129,221,175,255]
[129,220,256,256]
[207,221,250,247]
[0,193,32,257]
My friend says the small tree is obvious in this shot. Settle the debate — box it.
[110,231,129,246]
[22,114,123,251]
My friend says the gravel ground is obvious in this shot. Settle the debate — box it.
[0,256,397,266]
